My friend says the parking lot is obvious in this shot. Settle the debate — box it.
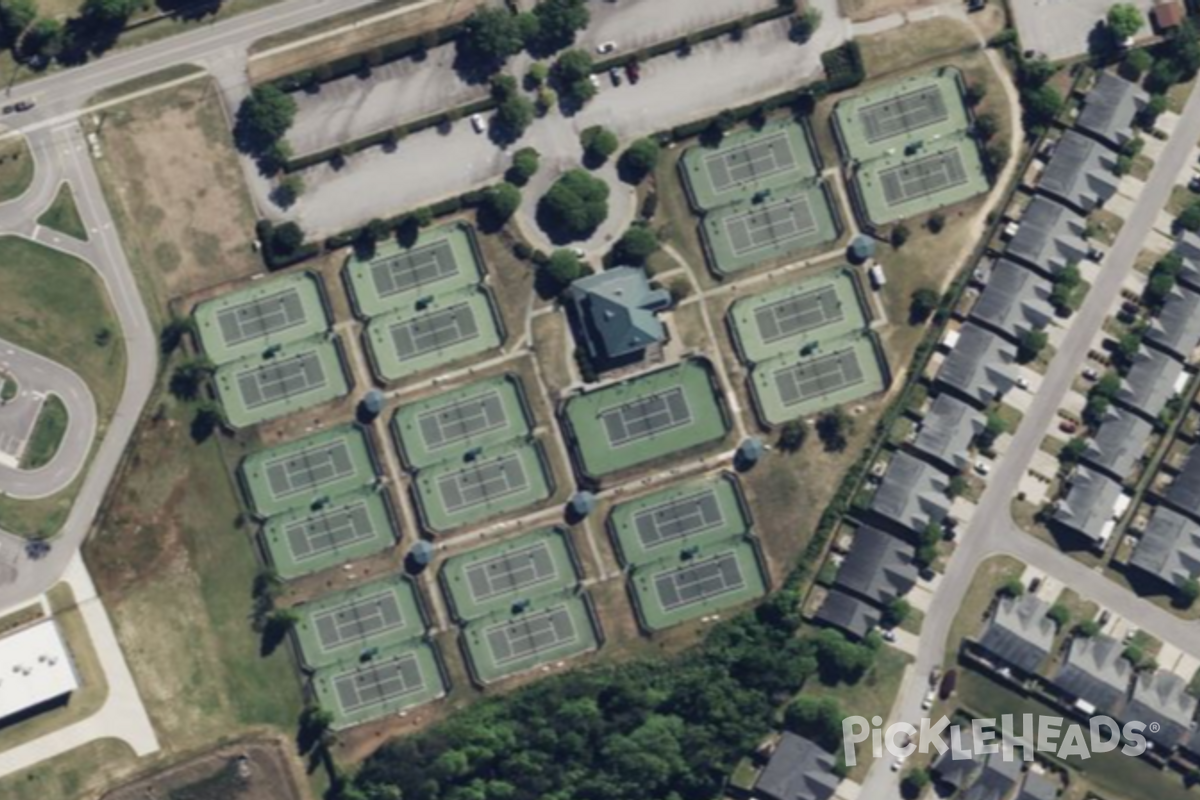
[576,0,778,56]
[1009,0,1154,61]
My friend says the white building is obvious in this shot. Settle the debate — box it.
[0,619,80,723]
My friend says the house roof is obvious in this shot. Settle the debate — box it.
[969,258,1056,342]
[1053,466,1124,546]
[813,588,882,641]
[1038,130,1120,213]
[1053,634,1133,712]
[976,593,1056,675]
[1167,445,1200,522]
[834,526,919,605]
[1076,72,1148,149]
[933,728,980,789]
[1145,284,1200,359]
[1116,346,1184,420]
[912,393,985,471]
[1005,196,1092,277]
[1016,772,1060,800]
[1174,231,1200,291]
[1126,670,1197,750]
[871,451,952,534]
[1081,405,1153,480]
[755,733,841,800]
[567,267,671,361]
[963,754,1024,800]
[935,322,1019,408]
[0,620,80,722]
[1153,1,1186,30]
[1130,506,1200,590]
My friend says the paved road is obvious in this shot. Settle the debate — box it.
[858,76,1200,800]
[0,340,97,498]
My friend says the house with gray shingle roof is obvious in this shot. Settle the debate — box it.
[1129,506,1200,591]
[1174,231,1200,291]
[871,451,952,534]
[964,754,1023,800]
[1076,73,1149,150]
[1052,634,1133,714]
[1038,129,1120,214]
[912,393,985,472]
[755,733,841,800]
[1053,466,1125,549]
[1081,405,1153,482]
[975,593,1056,675]
[1166,445,1200,523]
[935,322,1019,409]
[1015,771,1059,800]
[567,267,671,364]
[834,526,919,606]
[1116,346,1185,422]
[969,258,1056,343]
[1005,197,1094,278]
[813,588,881,642]
[1145,283,1200,360]
[1126,670,1197,751]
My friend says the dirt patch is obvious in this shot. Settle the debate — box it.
[530,311,574,399]
[838,0,946,22]
[101,739,307,800]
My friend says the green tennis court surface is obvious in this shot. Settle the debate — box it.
[440,526,577,621]
[392,374,531,470]
[312,639,446,728]
[462,592,599,684]
[608,473,752,568]
[563,359,729,479]
[240,425,377,518]
[214,335,349,429]
[412,441,552,532]
[194,272,329,365]
[631,538,766,631]
[729,269,868,363]
[749,332,887,424]
[294,575,425,670]
[344,222,483,319]
[702,182,839,275]
[260,486,397,578]
[681,119,819,212]
[364,287,503,383]
[833,68,970,163]
[854,135,988,225]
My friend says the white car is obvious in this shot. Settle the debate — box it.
[597,41,616,54]
[470,113,487,134]
[974,460,990,476]
[891,755,907,772]
[922,689,936,710]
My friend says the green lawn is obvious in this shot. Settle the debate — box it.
[945,554,1024,663]
[0,739,137,800]
[0,137,33,203]
[21,395,68,469]
[37,183,88,241]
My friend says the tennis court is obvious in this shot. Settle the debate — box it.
[702,182,839,275]
[214,337,349,429]
[833,68,970,163]
[311,640,446,728]
[855,135,988,225]
[630,539,767,632]
[440,527,577,621]
[728,269,868,364]
[412,441,552,533]
[294,575,425,669]
[461,592,600,684]
[344,222,483,319]
[194,272,329,365]
[261,486,397,578]
[563,359,729,479]
[680,120,819,212]
[608,473,752,567]
[392,374,531,470]
[240,425,377,518]
[364,288,504,383]
[749,332,888,424]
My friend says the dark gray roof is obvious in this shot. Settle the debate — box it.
[1145,284,1200,359]
[1126,670,1197,750]
[871,451,952,534]
[1005,196,1092,277]
[1081,405,1153,481]
[834,526,919,605]
[1052,635,1132,712]
[755,732,840,800]
[1076,72,1149,150]
[963,754,1023,800]
[936,322,1019,408]
[1173,231,1200,291]
[912,393,985,471]
[567,267,671,361]
[1016,772,1059,800]
[1186,724,1200,759]
[1116,347,1184,420]
[976,594,1056,674]
[1053,466,1124,546]
[969,258,1056,342]
[813,588,881,641]
[1129,506,1200,590]
[1038,130,1120,214]
[933,729,980,789]
[1167,445,1200,522]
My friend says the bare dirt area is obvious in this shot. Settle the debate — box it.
[101,739,307,800]
[837,0,949,22]
[91,80,262,329]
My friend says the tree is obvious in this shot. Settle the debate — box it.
[19,17,64,61]
[543,248,586,294]
[0,0,35,47]
[974,112,998,141]
[784,696,843,751]
[976,411,1008,451]
[553,48,595,107]
[1167,21,1200,79]
[903,768,932,796]
[537,169,610,241]
[1060,436,1089,467]
[528,0,588,55]
[890,223,910,248]
[883,598,911,628]
[816,407,852,452]
[1178,577,1200,609]
[492,93,536,143]
[998,577,1025,598]
[506,147,540,186]
[1139,94,1168,130]
[1107,3,1144,40]
[234,85,297,155]
[457,7,526,73]
[169,357,214,401]
[1114,154,1133,176]
[927,212,946,233]
[1076,618,1101,638]
[611,224,658,265]
[479,182,522,230]
[580,125,619,166]
[1017,328,1048,363]
[964,82,986,107]
[789,7,822,43]
[778,419,808,452]
[947,473,968,499]
[908,287,938,324]
[1023,84,1063,127]
[915,521,943,569]
[618,137,661,183]
[526,61,548,87]
[270,174,304,209]
[1050,263,1083,312]
[80,0,139,26]
[1113,330,1142,371]
[1121,47,1153,80]
[1180,201,1200,232]
[1047,603,1071,629]
[1018,56,1056,89]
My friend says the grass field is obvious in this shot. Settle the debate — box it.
[21,395,68,469]
[0,136,33,203]
[0,738,137,800]
[36,182,88,241]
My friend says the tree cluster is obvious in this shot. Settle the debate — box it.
[457,0,589,76]
[536,169,609,242]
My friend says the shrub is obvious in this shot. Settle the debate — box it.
[891,223,911,248]
[537,169,610,241]
[908,287,939,324]
[610,224,659,265]
[1179,201,1200,232]
[478,182,522,230]
[234,85,297,155]
[542,248,586,293]
[618,137,661,183]
[820,42,864,91]
[506,147,541,186]
[778,419,809,452]
[580,125,619,166]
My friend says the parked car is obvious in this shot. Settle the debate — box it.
[974,460,990,476]
[939,669,958,699]
[625,60,641,84]
[1059,419,1079,434]
[597,40,617,54]
[922,689,936,710]
[2,100,33,114]
[1082,367,1099,381]
[609,67,622,86]
[929,667,942,687]
[470,113,487,134]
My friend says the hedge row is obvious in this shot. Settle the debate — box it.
[322,187,490,251]
[820,41,865,93]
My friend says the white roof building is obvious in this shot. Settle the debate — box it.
[0,620,80,721]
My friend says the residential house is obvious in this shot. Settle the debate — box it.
[754,732,842,800]
[1005,196,1094,277]
[1166,444,1200,523]
[1076,72,1148,150]
[912,393,986,472]
[1115,346,1185,422]
[871,451,953,534]
[1125,670,1198,751]
[834,526,920,606]
[1053,466,1126,550]
[813,588,882,642]
[1038,129,1120,214]
[1081,405,1153,482]
[1128,505,1200,591]
[975,593,1057,675]
[1145,283,1200,360]
[969,259,1057,343]
[1052,634,1133,714]
[935,322,1019,409]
